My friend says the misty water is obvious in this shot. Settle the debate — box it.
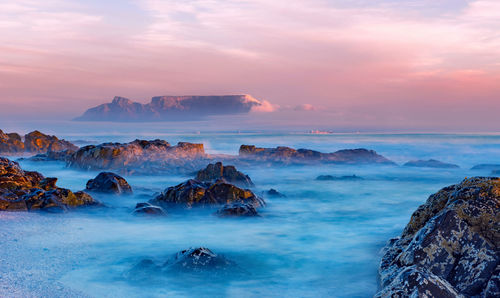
[1,122,500,297]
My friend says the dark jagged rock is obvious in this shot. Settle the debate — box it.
[239,145,394,165]
[377,177,500,297]
[149,179,264,209]
[316,174,363,181]
[0,157,99,211]
[68,139,206,173]
[403,159,460,168]
[196,162,254,187]
[472,164,500,170]
[216,203,260,217]
[132,202,167,216]
[75,95,268,121]
[265,188,286,198]
[0,129,24,153]
[24,130,78,153]
[86,172,132,195]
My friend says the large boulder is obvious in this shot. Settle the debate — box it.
[86,172,132,194]
[24,130,78,153]
[377,177,500,297]
[403,159,460,168]
[0,157,99,211]
[148,179,264,209]
[239,145,394,165]
[196,162,254,187]
[0,129,24,153]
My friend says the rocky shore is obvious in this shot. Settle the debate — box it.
[0,129,77,155]
[377,177,500,297]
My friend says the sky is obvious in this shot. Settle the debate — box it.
[0,0,499,131]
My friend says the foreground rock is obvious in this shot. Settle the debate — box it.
[86,172,132,194]
[239,145,394,165]
[216,203,260,217]
[377,177,500,297]
[196,162,254,187]
[403,159,459,168]
[0,157,99,211]
[316,174,363,181]
[147,179,265,209]
[68,139,206,174]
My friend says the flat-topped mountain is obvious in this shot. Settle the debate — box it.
[75,95,269,121]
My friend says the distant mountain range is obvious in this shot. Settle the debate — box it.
[74,95,270,121]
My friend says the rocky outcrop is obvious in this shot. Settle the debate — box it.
[316,174,363,181]
[195,162,254,187]
[68,139,206,173]
[377,177,500,297]
[75,94,270,121]
[216,203,260,217]
[403,159,460,168]
[148,179,265,209]
[0,157,99,211]
[0,129,24,153]
[86,172,132,195]
[239,145,394,165]
[24,130,78,153]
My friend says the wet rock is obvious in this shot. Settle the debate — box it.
[472,164,500,170]
[196,162,254,187]
[0,157,99,211]
[403,159,460,168]
[316,174,363,181]
[164,247,236,273]
[86,172,132,194]
[265,188,286,198]
[133,202,166,216]
[216,203,260,217]
[27,149,76,162]
[68,139,206,172]
[150,179,264,208]
[0,129,24,153]
[24,130,78,153]
[239,145,394,165]
[377,177,500,297]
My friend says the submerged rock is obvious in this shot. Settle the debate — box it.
[472,164,500,170]
[149,179,264,209]
[195,162,254,187]
[0,157,99,211]
[132,202,167,216]
[316,174,363,181]
[27,149,76,162]
[216,203,260,217]
[86,172,132,195]
[377,177,500,297]
[403,159,459,168]
[492,170,500,175]
[264,188,286,198]
[24,130,78,153]
[239,145,394,165]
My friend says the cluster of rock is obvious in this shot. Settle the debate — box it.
[239,145,395,165]
[134,162,265,217]
[316,174,363,181]
[0,157,98,211]
[0,129,77,155]
[377,177,500,297]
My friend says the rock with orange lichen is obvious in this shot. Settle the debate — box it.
[0,157,99,212]
[377,177,500,297]
[195,162,254,187]
[0,129,24,153]
[24,130,78,153]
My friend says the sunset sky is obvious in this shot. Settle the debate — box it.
[1,0,499,131]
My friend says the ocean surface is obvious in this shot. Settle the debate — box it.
[1,120,500,297]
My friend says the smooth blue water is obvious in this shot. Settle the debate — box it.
[1,122,500,297]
